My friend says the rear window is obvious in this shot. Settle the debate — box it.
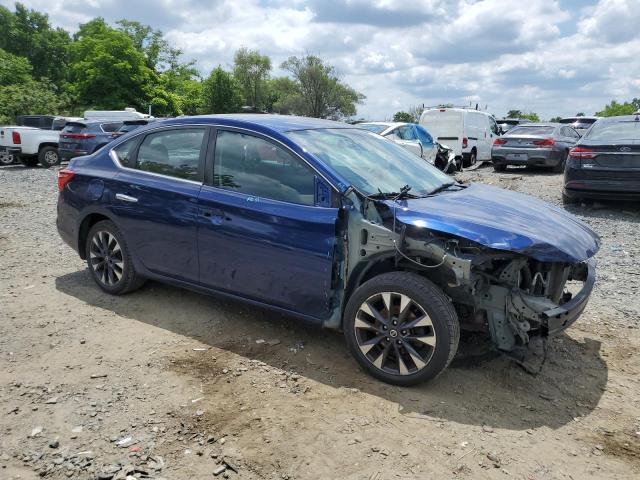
[119,124,142,133]
[585,121,640,141]
[62,123,86,133]
[101,122,122,132]
[507,126,555,136]
[357,124,388,134]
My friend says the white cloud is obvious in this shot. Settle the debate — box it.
[1,0,638,120]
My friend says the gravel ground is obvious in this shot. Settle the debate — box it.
[1,163,639,480]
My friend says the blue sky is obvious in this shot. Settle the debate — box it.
[2,0,638,120]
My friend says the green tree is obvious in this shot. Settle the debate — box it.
[596,99,640,117]
[549,116,563,123]
[520,112,540,122]
[506,109,522,118]
[0,48,67,123]
[0,3,70,83]
[201,66,243,114]
[280,54,364,119]
[266,76,301,114]
[233,48,271,110]
[393,111,414,123]
[67,18,157,111]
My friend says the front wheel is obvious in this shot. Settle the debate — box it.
[86,220,145,295]
[343,272,459,386]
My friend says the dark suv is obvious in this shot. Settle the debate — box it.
[58,121,122,161]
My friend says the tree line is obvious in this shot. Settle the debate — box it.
[0,3,364,124]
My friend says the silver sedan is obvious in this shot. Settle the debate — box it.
[491,123,580,173]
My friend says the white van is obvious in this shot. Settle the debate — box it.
[83,108,151,121]
[419,108,500,166]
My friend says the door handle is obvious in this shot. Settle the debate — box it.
[115,193,138,203]
[200,208,226,224]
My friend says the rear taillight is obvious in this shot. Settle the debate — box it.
[12,131,21,144]
[533,138,555,147]
[61,133,96,139]
[462,137,468,148]
[57,168,75,191]
[493,138,507,145]
[569,146,596,159]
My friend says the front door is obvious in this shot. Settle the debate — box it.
[110,127,209,283]
[197,128,339,318]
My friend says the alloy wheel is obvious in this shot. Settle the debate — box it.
[354,292,436,375]
[44,150,59,165]
[89,231,124,286]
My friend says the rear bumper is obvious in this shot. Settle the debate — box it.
[59,148,89,161]
[543,258,596,336]
[56,195,79,253]
[492,147,562,167]
[0,145,22,155]
[564,167,640,200]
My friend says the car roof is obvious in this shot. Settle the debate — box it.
[595,114,640,123]
[357,121,406,128]
[160,114,352,134]
[511,123,558,127]
[560,116,599,121]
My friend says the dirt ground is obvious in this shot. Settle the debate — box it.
[1,163,639,480]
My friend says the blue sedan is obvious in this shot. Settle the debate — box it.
[57,115,600,385]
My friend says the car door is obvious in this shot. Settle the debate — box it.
[385,125,423,158]
[197,128,339,319]
[110,126,209,283]
[414,125,437,163]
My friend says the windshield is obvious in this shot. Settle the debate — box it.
[357,123,388,135]
[287,128,451,196]
[585,120,640,141]
[507,126,555,136]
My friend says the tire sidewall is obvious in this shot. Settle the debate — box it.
[343,273,457,386]
[39,146,60,168]
[86,221,132,294]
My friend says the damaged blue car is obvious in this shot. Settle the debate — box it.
[56,115,601,385]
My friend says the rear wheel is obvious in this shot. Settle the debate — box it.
[553,151,568,173]
[562,192,578,204]
[0,152,14,165]
[38,146,60,168]
[86,220,145,295]
[343,272,459,386]
[19,156,38,167]
[463,150,477,168]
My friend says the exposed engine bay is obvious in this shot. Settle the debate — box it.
[326,187,596,354]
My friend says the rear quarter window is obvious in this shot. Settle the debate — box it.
[101,123,122,133]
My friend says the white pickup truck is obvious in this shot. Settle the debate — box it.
[0,115,79,168]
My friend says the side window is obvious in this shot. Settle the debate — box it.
[396,125,416,140]
[213,130,316,206]
[101,122,122,133]
[137,128,205,181]
[112,137,139,168]
[490,118,499,135]
[416,126,432,144]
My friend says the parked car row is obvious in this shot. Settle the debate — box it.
[0,109,153,168]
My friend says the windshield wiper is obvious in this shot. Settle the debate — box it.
[427,182,456,196]
[369,184,416,200]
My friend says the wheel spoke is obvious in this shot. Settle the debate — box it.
[359,334,386,355]
[403,341,427,370]
[354,316,378,331]
[402,314,433,330]
[358,301,387,326]
[381,292,392,319]
[394,344,410,375]
[397,294,412,322]
[407,334,436,347]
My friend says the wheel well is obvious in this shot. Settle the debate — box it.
[39,143,58,151]
[344,256,437,308]
[78,213,109,259]
[471,147,477,154]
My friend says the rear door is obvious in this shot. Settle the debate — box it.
[197,128,339,318]
[384,125,422,157]
[110,126,209,282]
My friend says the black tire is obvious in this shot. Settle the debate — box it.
[463,149,477,167]
[38,146,61,168]
[553,151,567,173]
[19,156,38,167]
[85,220,145,295]
[0,152,14,165]
[493,163,506,172]
[562,192,578,204]
[343,272,459,386]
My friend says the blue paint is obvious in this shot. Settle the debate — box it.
[392,183,600,263]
